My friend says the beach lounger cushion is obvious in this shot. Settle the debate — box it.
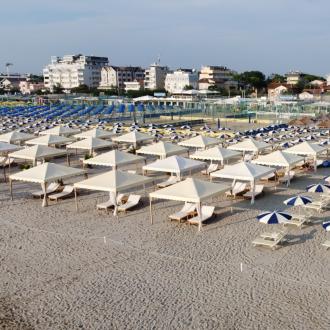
[48,185,74,201]
[32,182,61,198]
[117,194,141,212]
[169,202,197,221]
[187,206,215,225]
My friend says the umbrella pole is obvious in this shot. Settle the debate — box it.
[149,197,153,224]
[74,188,78,212]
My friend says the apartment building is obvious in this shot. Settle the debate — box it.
[199,66,236,90]
[165,69,198,93]
[144,63,169,90]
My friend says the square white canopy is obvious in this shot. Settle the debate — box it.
[227,138,270,154]
[178,135,219,150]
[74,128,114,140]
[0,131,34,144]
[190,146,241,164]
[112,131,153,147]
[39,125,80,136]
[0,142,21,154]
[26,134,73,146]
[252,150,304,169]
[66,137,114,153]
[136,141,187,159]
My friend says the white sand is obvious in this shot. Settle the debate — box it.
[0,165,329,329]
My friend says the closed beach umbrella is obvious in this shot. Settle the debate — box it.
[283,195,312,206]
[322,221,330,231]
[257,211,292,224]
[306,183,330,193]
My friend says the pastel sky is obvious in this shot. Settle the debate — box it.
[1,0,329,76]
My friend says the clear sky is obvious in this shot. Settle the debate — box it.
[1,0,329,76]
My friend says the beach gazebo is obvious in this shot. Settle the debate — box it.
[136,141,187,159]
[284,141,326,171]
[0,131,34,145]
[66,137,114,156]
[74,128,114,140]
[227,138,270,155]
[210,162,275,204]
[0,142,21,180]
[112,131,153,148]
[26,134,73,147]
[74,170,151,215]
[39,125,80,136]
[190,146,241,165]
[9,163,86,207]
[8,145,69,166]
[83,149,145,169]
[178,135,219,150]
[149,178,229,231]
[143,155,206,179]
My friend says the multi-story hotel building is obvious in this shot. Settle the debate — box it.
[144,63,169,90]
[165,69,198,93]
[198,65,236,90]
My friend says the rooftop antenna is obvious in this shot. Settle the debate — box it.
[5,63,13,77]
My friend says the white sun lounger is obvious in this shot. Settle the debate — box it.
[0,157,14,167]
[187,206,215,226]
[252,231,287,250]
[32,182,61,198]
[48,185,74,202]
[260,172,275,181]
[201,163,218,175]
[225,182,247,198]
[278,170,295,184]
[304,200,329,213]
[157,175,180,188]
[282,215,309,228]
[117,194,141,212]
[97,193,126,210]
[243,185,264,199]
[322,240,330,250]
[168,202,197,222]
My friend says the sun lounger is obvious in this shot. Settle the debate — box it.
[117,194,141,212]
[225,182,247,198]
[278,170,295,184]
[282,215,309,228]
[48,185,74,202]
[187,206,215,226]
[127,170,137,174]
[260,173,275,181]
[243,185,264,199]
[157,175,180,188]
[252,231,287,250]
[168,202,197,222]
[201,163,218,175]
[97,193,126,210]
[322,240,330,250]
[32,182,61,198]
[0,157,14,167]
[304,200,329,213]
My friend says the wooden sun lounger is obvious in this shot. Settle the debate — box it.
[187,206,215,226]
[32,182,61,198]
[117,194,141,213]
[252,231,286,250]
[304,201,328,213]
[48,185,74,202]
[168,203,197,222]
[322,240,330,250]
[278,170,295,184]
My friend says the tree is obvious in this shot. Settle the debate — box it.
[52,84,64,94]
[183,85,194,90]
[268,73,286,83]
[71,84,90,93]
[234,71,266,90]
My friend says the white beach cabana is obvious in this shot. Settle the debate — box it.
[210,162,275,204]
[112,131,153,148]
[190,146,241,165]
[66,137,114,156]
[8,145,69,166]
[227,138,270,155]
[9,162,86,207]
[26,134,73,147]
[83,149,145,169]
[178,135,219,150]
[284,141,326,171]
[143,155,206,178]
[0,142,22,179]
[74,170,152,215]
[149,178,230,231]
[74,128,114,140]
[136,141,187,159]
[0,131,34,144]
[39,125,80,136]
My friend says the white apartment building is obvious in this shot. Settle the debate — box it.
[43,55,109,91]
[144,63,169,90]
[199,66,236,90]
[165,69,198,94]
[99,66,144,90]
[286,71,302,85]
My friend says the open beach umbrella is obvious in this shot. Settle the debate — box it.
[306,183,330,193]
[322,221,330,231]
[283,195,312,206]
[257,211,292,224]
[324,176,330,183]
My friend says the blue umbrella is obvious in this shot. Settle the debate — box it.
[257,211,292,224]
[322,221,330,231]
[283,195,312,206]
[306,183,330,193]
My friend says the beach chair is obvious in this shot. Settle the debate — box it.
[278,170,295,184]
[282,214,309,228]
[260,172,275,181]
[252,231,287,250]
[187,206,215,226]
[0,157,14,167]
[127,170,136,174]
[243,185,264,199]
[225,182,247,198]
[201,163,218,176]
[117,194,141,213]
[97,193,126,211]
[168,202,197,222]
[32,182,61,198]
[322,240,330,250]
[304,200,328,213]
[157,175,180,188]
[48,185,74,202]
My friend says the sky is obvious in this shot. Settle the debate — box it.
[1,0,329,76]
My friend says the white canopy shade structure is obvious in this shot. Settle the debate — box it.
[74,170,152,215]
[83,149,145,169]
[143,155,206,178]
[178,135,219,150]
[190,146,241,165]
[227,138,270,155]
[8,145,69,166]
[0,142,21,154]
[39,125,80,136]
[112,131,153,148]
[0,131,34,144]
[26,134,73,147]
[210,162,275,204]
[149,178,229,231]
[9,162,86,207]
[66,137,114,155]
[136,141,187,159]
[284,141,326,171]
[73,128,114,140]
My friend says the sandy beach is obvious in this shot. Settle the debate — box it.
[0,162,329,329]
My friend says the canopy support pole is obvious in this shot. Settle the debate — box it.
[42,182,48,207]
[74,188,78,212]
[9,179,13,200]
[149,197,153,224]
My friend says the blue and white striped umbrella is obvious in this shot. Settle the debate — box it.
[306,183,330,193]
[322,221,330,231]
[257,211,292,224]
[324,176,330,183]
[283,195,312,206]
